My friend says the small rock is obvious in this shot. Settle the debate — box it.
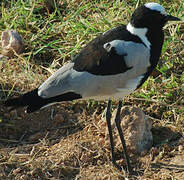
[105,106,153,155]
[29,132,43,142]
[19,175,27,180]
[12,167,21,176]
[1,30,24,57]
[178,145,184,152]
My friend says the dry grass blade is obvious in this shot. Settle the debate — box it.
[0,0,184,179]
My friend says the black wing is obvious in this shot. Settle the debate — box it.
[73,25,142,75]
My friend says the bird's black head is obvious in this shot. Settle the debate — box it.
[130,2,180,30]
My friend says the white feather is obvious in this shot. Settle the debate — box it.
[144,2,167,15]
[126,23,151,49]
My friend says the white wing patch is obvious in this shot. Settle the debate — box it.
[103,40,127,55]
[103,39,150,69]
[145,2,167,15]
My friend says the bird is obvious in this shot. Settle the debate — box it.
[3,2,180,173]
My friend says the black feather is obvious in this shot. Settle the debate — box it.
[4,89,82,113]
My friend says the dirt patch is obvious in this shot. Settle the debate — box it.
[0,103,183,179]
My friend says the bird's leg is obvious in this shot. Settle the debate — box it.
[106,100,122,171]
[114,100,132,173]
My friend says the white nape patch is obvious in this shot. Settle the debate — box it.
[127,23,151,49]
[145,2,167,15]
[103,40,127,55]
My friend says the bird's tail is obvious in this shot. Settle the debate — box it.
[3,88,82,113]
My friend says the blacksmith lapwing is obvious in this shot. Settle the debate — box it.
[3,2,180,173]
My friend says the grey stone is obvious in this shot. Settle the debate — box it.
[104,106,153,155]
[1,30,24,57]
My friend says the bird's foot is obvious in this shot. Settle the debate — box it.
[112,160,122,171]
[112,159,135,175]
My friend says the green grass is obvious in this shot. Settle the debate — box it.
[0,0,183,143]
[0,0,184,179]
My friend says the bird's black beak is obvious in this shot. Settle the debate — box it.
[166,15,180,21]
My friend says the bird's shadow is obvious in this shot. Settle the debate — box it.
[0,101,85,147]
[113,125,183,176]
[0,94,183,177]
[151,125,182,147]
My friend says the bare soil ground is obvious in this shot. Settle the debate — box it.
[0,0,184,179]
[0,101,184,180]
